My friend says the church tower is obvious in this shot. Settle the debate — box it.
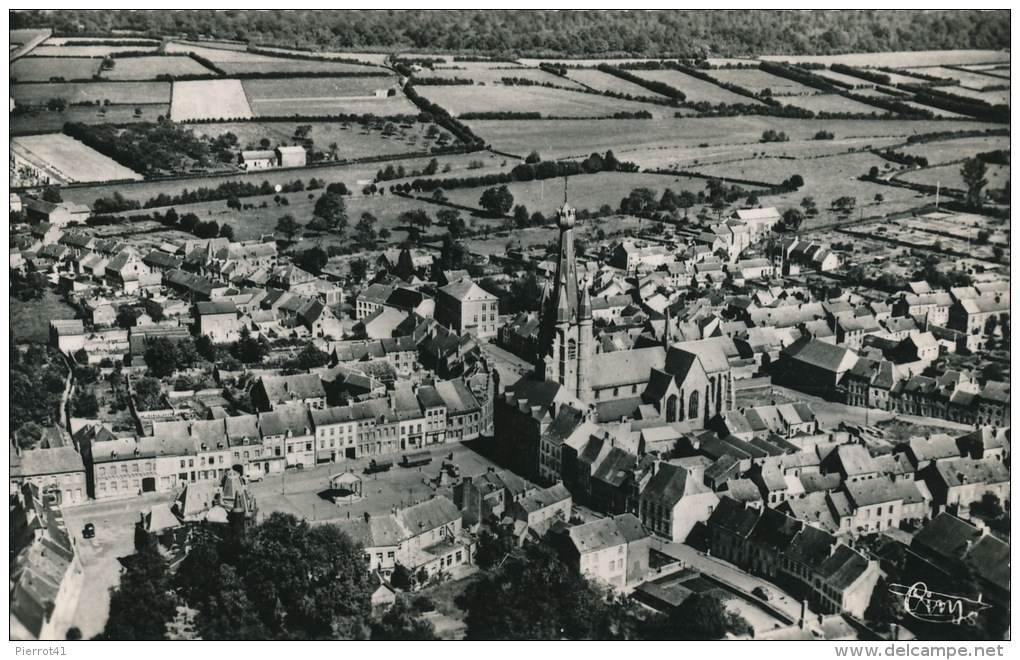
[536,198,594,403]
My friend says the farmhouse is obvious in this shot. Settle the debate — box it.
[23,198,91,227]
[240,150,276,170]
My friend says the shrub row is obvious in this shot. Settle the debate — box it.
[830,63,892,86]
[596,63,686,104]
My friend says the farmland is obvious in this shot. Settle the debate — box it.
[563,68,669,98]
[465,116,1003,161]
[101,56,216,80]
[709,68,818,96]
[10,81,172,106]
[941,86,1010,106]
[242,77,416,117]
[11,133,143,183]
[218,60,387,75]
[904,66,1003,89]
[779,93,887,115]
[416,85,668,118]
[242,76,400,99]
[10,104,171,135]
[162,42,283,61]
[171,79,253,121]
[11,57,102,82]
[760,49,1010,68]
[630,69,765,105]
[423,64,587,90]
[897,136,1010,165]
[896,162,1010,192]
[188,120,456,161]
[255,46,391,66]
[30,44,160,57]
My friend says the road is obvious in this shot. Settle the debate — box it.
[56,440,505,637]
[651,538,812,626]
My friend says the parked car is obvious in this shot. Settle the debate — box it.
[245,468,264,482]
[752,586,774,601]
[364,459,393,474]
[82,523,95,539]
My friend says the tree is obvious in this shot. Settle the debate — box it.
[479,185,514,217]
[961,157,988,208]
[295,247,329,275]
[10,270,48,302]
[525,150,542,164]
[326,182,348,196]
[620,187,658,216]
[233,325,265,364]
[71,391,100,418]
[241,513,372,639]
[355,212,378,248]
[423,158,439,175]
[675,190,696,219]
[116,305,140,329]
[438,208,465,239]
[801,196,818,216]
[370,597,438,641]
[294,343,329,370]
[457,543,630,640]
[399,209,431,231]
[438,234,471,271]
[971,492,1004,519]
[513,204,530,228]
[667,591,749,640]
[275,214,300,242]
[313,192,349,234]
[473,529,515,570]
[41,186,63,203]
[99,534,176,640]
[832,196,857,214]
[745,193,760,207]
[132,376,164,411]
[218,223,235,241]
[390,563,415,591]
[294,124,313,140]
[195,564,269,640]
[874,193,884,204]
[143,337,183,378]
[349,258,368,283]
[782,208,805,231]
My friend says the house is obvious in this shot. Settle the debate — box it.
[455,468,534,526]
[23,198,90,227]
[251,374,327,412]
[10,484,84,641]
[436,278,499,339]
[9,445,87,507]
[923,457,1010,511]
[636,461,719,542]
[555,513,651,589]
[355,306,408,340]
[50,319,85,353]
[276,145,307,168]
[356,283,396,319]
[195,301,239,343]
[396,496,473,578]
[435,378,484,441]
[105,250,158,293]
[776,337,858,400]
[239,150,276,169]
[509,482,572,536]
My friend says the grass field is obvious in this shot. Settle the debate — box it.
[897,162,1009,192]
[12,133,143,183]
[760,50,1010,68]
[898,136,1010,166]
[780,93,888,115]
[254,47,391,66]
[10,103,171,134]
[422,64,587,90]
[631,69,765,105]
[32,44,160,57]
[188,120,455,160]
[242,76,400,99]
[101,56,216,80]
[10,81,172,106]
[11,57,102,82]
[11,290,80,344]
[710,68,818,96]
[171,79,253,121]
[247,95,418,117]
[218,59,386,75]
[941,85,1010,106]
[900,101,970,119]
[416,85,669,118]
[57,151,494,208]
[466,116,1002,161]
[905,66,1001,90]
[163,42,283,61]
[563,68,669,98]
[812,69,874,88]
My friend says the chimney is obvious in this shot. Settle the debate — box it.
[799,600,808,629]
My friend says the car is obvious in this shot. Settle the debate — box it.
[245,469,264,483]
[82,523,95,539]
[752,586,774,601]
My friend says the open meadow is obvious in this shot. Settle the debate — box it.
[779,93,888,115]
[218,60,387,75]
[422,64,587,90]
[898,135,1010,165]
[11,57,102,82]
[11,290,80,344]
[465,116,1003,161]
[940,85,1010,106]
[10,80,172,106]
[162,41,281,61]
[242,76,399,99]
[11,133,143,183]
[416,85,670,118]
[709,68,818,96]
[188,120,455,160]
[171,79,253,121]
[254,46,391,66]
[896,162,1009,192]
[563,68,669,98]
[10,104,171,135]
[101,56,216,80]
[631,69,765,105]
[760,49,1010,68]
[31,44,160,57]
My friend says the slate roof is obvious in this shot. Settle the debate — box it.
[397,496,460,534]
[516,483,571,514]
[933,457,1010,489]
[11,447,85,477]
[591,347,666,389]
[816,544,871,591]
[641,462,711,507]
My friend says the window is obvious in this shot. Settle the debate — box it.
[376,553,383,562]
[618,546,624,555]
[218,456,223,464]
[234,452,240,460]
[689,390,699,420]
[132,463,139,473]
[609,560,615,571]
[99,467,106,477]
[387,551,395,559]
[189,459,194,468]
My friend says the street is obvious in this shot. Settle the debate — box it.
[55,439,506,638]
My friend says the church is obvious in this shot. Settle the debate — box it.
[495,199,734,483]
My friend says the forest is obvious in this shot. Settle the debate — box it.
[12,10,1010,58]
